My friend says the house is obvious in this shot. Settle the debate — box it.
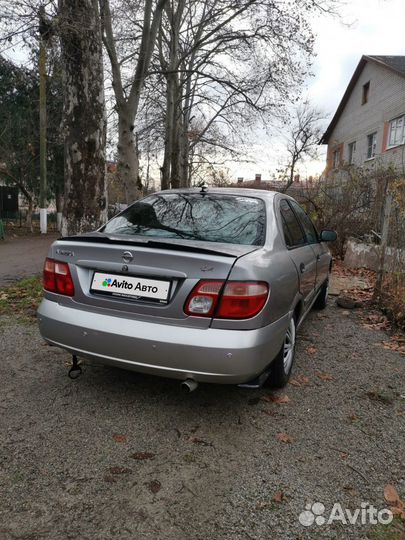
[320,55,405,174]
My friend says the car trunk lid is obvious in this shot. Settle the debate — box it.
[49,234,259,328]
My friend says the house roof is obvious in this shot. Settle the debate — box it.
[320,55,405,144]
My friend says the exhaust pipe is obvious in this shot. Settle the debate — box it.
[181,379,199,393]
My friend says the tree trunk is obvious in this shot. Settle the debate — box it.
[179,103,190,187]
[170,77,182,188]
[160,0,184,190]
[100,0,167,198]
[26,198,33,233]
[161,76,175,190]
[117,112,141,204]
[55,186,63,232]
[59,0,107,237]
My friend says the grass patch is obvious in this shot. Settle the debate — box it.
[0,275,43,321]
[368,518,405,540]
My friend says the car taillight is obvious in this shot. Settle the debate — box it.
[43,257,75,296]
[216,281,269,319]
[184,281,224,317]
[184,280,269,319]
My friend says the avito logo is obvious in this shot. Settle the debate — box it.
[102,277,158,294]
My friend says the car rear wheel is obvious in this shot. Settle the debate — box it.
[268,316,296,388]
[313,278,329,310]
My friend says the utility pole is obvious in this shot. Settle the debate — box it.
[39,7,48,234]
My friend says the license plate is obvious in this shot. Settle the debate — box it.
[91,272,171,303]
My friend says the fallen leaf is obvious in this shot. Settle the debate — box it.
[382,338,405,355]
[305,346,318,355]
[390,506,405,518]
[188,436,212,446]
[276,432,293,444]
[108,467,132,475]
[384,484,405,519]
[149,480,161,494]
[384,484,401,505]
[130,452,155,460]
[273,491,287,503]
[261,394,290,404]
[315,371,334,381]
[289,374,310,387]
[113,434,127,443]
[348,413,359,423]
[340,452,349,460]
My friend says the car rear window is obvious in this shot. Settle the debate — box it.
[102,193,266,246]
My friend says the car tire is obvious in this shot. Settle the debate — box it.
[268,315,296,388]
[313,277,329,310]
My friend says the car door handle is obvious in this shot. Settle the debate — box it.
[299,262,306,273]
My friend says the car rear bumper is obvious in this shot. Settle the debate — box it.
[37,299,288,384]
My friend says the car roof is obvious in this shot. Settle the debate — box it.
[153,187,286,202]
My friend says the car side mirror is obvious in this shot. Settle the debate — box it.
[320,229,337,242]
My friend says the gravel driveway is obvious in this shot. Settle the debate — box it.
[0,233,59,287]
[0,303,404,540]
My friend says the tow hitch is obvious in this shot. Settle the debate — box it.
[68,354,82,379]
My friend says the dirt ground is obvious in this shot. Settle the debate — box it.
[0,298,404,540]
[0,233,59,287]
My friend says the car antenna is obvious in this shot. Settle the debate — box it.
[199,182,208,194]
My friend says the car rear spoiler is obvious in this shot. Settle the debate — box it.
[58,233,260,258]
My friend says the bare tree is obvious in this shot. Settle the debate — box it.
[59,0,107,235]
[100,0,168,203]
[155,0,338,190]
[280,101,324,191]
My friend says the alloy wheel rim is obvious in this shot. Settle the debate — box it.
[283,318,296,374]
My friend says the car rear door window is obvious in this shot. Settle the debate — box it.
[103,193,266,246]
[279,199,306,247]
[289,201,319,244]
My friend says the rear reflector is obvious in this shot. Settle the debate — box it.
[184,280,269,319]
[43,257,75,296]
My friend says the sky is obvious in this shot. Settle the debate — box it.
[2,0,404,186]
[227,0,405,182]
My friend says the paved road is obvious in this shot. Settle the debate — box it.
[0,233,59,286]
[1,302,404,540]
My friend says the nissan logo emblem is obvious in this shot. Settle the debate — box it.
[122,251,133,264]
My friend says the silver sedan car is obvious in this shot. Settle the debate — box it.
[37,188,336,390]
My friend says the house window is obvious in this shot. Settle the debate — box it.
[367,132,377,159]
[362,82,370,105]
[332,148,340,168]
[388,115,405,147]
[348,141,356,164]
